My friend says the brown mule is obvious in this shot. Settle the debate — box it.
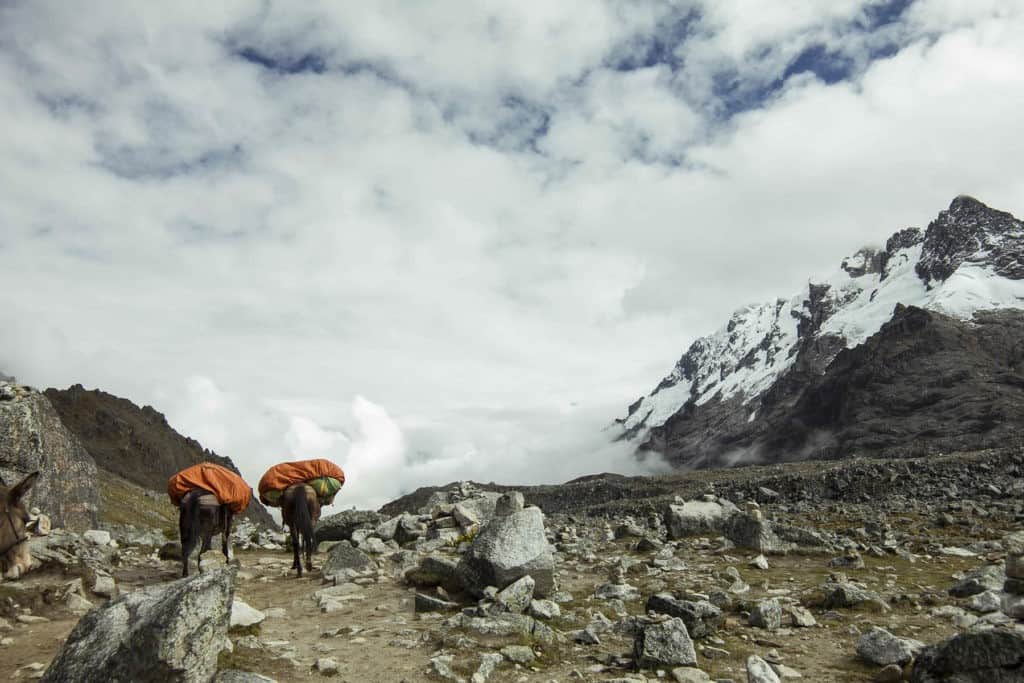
[281,483,321,577]
[0,471,39,581]
[178,489,234,577]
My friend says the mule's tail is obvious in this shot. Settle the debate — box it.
[179,491,203,577]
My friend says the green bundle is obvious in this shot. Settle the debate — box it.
[307,476,343,503]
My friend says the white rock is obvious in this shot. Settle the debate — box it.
[230,599,266,629]
[83,530,112,546]
[747,655,781,683]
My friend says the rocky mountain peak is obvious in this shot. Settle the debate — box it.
[916,195,1024,285]
[617,197,1024,469]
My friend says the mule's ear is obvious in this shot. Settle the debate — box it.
[10,471,40,505]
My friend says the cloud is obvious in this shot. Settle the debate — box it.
[1,1,1023,510]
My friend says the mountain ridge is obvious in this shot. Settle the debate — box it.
[44,383,276,528]
[617,196,1024,468]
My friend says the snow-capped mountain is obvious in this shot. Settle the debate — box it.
[617,196,1024,467]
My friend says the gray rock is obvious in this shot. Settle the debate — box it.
[747,655,781,683]
[665,500,738,538]
[822,581,882,609]
[725,514,832,554]
[83,530,112,546]
[415,593,460,613]
[645,594,724,638]
[321,541,375,577]
[749,599,782,630]
[529,599,561,620]
[42,567,234,683]
[472,652,502,683]
[404,555,464,594]
[494,575,535,614]
[0,386,98,530]
[499,645,535,665]
[457,507,555,597]
[230,599,265,629]
[1001,592,1024,619]
[910,630,1024,682]
[967,590,1002,614]
[357,537,389,554]
[314,510,384,546]
[394,515,426,545]
[447,613,555,644]
[788,605,817,627]
[672,668,711,683]
[314,658,339,674]
[634,617,697,669]
[453,503,480,529]
[949,565,1004,598]
[494,491,525,516]
[856,627,926,666]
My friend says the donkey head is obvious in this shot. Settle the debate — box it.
[0,471,39,580]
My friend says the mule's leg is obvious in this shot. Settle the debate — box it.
[222,509,234,564]
[291,526,303,577]
[180,508,196,578]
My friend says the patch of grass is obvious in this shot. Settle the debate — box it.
[97,474,178,529]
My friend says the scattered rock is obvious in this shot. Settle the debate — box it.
[42,567,234,683]
[747,655,781,683]
[749,599,782,630]
[910,630,1024,682]
[856,627,926,666]
[230,599,266,629]
[457,507,555,598]
[634,618,697,669]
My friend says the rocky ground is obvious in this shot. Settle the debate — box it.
[2,448,1023,682]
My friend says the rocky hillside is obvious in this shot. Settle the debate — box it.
[44,384,275,528]
[617,196,1024,468]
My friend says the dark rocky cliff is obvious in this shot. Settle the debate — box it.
[44,384,275,528]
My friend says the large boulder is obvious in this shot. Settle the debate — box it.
[457,506,555,597]
[949,565,1004,598]
[634,618,697,668]
[665,500,738,539]
[856,627,926,666]
[910,630,1024,682]
[314,510,384,547]
[42,567,235,682]
[645,594,724,638]
[0,383,98,530]
[724,513,833,555]
[321,541,375,578]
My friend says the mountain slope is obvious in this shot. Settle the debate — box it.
[617,196,1024,467]
[45,384,276,527]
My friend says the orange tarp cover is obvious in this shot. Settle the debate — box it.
[167,463,253,514]
[258,459,346,505]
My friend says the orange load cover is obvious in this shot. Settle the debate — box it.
[258,459,346,505]
[167,463,253,514]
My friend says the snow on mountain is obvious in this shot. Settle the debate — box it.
[618,196,1024,443]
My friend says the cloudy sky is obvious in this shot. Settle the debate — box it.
[2,1,1023,510]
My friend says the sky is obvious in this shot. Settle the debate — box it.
[2,1,1024,511]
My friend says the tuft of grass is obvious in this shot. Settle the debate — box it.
[97,474,179,529]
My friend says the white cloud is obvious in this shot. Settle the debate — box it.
[2,1,1023,510]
